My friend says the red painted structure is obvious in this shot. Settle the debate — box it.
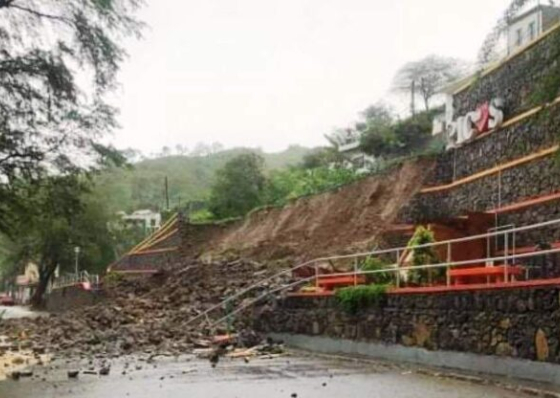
[317,275,366,290]
[288,277,560,298]
[449,265,524,285]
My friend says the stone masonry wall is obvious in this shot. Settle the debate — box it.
[499,200,560,248]
[113,251,179,272]
[427,106,560,186]
[401,155,560,223]
[453,26,560,119]
[410,26,560,235]
[255,286,560,364]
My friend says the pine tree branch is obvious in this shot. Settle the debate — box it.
[0,1,72,25]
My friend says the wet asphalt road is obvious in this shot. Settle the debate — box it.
[0,354,536,398]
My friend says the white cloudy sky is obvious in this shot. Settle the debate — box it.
[111,0,515,154]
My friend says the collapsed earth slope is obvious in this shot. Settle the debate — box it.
[197,158,435,262]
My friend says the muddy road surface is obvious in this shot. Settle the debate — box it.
[0,354,538,398]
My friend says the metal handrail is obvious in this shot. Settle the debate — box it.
[51,271,100,290]
[185,217,560,327]
[210,246,560,328]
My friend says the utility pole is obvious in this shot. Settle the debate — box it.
[410,80,416,116]
[164,176,170,210]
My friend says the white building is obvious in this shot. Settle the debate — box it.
[506,5,560,55]
[327,129,377,173]
[120,209,162,233]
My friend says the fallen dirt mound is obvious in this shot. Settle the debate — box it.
[0,258,285,359]
[201,158,434,262]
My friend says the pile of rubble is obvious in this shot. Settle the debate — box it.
[0,258,290,360]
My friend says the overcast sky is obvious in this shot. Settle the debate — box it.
[111,0,513,154]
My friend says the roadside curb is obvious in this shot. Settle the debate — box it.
[287,348,560,398]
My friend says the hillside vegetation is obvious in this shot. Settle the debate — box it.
[95,145,312,213]
[188,158,435,262]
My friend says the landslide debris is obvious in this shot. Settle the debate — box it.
[194,158,435,262]
[0,258,288,359]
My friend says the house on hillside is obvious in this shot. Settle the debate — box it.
[118,209,162,233]
[14,262,39,304]
[506,4,560,55]
[326,129,376,173]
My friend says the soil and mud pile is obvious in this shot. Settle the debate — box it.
[196,158,434,262]
[0,258,285,359]
[0,159,434,364]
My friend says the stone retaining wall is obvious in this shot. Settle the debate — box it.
[401,156,560,223]
[453,26,560,119]
[407,26,560,236]
[498,200,560,248]
[255,286,560,364]
[113,250,179,271]
[427,107,559,186]
[45,286,105,312]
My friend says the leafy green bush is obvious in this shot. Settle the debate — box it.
[409,226,437,266]
[360,257,393,284]
[188,209,215,223]
[263,166,360,206]
[359,108,440,159]
[335,284,388,314]
[407,226,444,285]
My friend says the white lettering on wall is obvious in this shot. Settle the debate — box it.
[446,98,504,148]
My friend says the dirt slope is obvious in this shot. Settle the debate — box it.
[202,158,434,262]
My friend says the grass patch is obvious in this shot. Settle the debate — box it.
[335,284,389,314]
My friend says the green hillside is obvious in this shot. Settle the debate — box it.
[95,145,312,213]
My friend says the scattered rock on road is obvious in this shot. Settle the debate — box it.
[0,258,288,360]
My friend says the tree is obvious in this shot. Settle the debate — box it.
[107,217,146,258]
[358,103,398,158]
[391,55,468,112]
[160,146,172,157]
[175,144,188,156]
[208,153,266,218]
[0,0,142,233]
[359,103,394,127]
[263,166,359,206]
[390,109,439,156]
[359,126,398,158]
[360,108,439,158]
[5,175,117,305]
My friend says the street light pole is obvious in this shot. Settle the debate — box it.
[74,246,80,277]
